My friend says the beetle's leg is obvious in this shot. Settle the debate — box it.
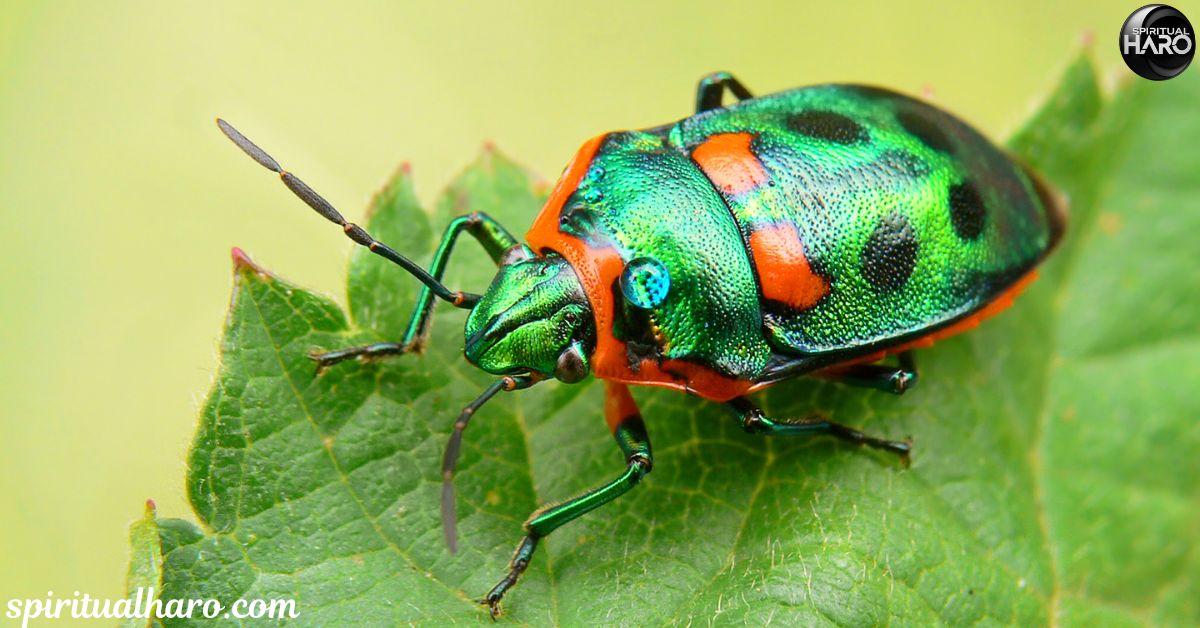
[308,212,519,370]
[401,213,518,348]
[484,381,652,618]
[695,71,755,112]
[814,351,919,395]
[307,342,407,373]
[727,397,911,465]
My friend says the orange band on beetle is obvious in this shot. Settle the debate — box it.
[748,223,830,310]
[691,132,769,197]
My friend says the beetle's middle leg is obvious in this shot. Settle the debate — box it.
[483,381,652,618]
[727,396,911,464]
[813,351,919,395]
[309,212,519,370]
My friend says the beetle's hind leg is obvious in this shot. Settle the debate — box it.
[728,397,911,466]
[483,382,652,618]
[309,212,520,372]
[814,351,919,395]
[695,71,754,112]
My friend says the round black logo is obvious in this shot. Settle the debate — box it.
[1120,4,1194,80]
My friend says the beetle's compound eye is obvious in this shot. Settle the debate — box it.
[554,343,589,383]
[620,257,670,309]
[499,244,534,266]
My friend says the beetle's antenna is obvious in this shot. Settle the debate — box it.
[441,380,505,553]
[441,375,540,553]
[216,118,480,309]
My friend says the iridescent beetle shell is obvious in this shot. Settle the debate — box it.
[527,84,1065,402]
[217,75,1069,616]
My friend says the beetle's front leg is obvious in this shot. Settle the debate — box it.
[484,382,652,618]
[727,397,911,465]
[309,212,519,370]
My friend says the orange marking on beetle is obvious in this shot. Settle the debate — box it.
[604,381,639,434]
[691,132,769,197]
[527,134,755,402]
[823,270,1040,371]
[748,223,829,310]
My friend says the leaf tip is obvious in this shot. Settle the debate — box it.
[230,246,270,277]
[1079,28,1095,49]
[230,246,252,267]
[362,162,421,225]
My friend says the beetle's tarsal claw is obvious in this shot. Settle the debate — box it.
[306,349,346,376]
[883,437,913,467]
[890,371,916,394]
[307,349,336,363]
[306,351,331,376]
[485,598,502,620]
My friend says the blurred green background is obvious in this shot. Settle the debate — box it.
[0,0,1151,607]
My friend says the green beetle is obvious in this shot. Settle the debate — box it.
[218,71,1064,616]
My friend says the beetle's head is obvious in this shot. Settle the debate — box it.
[464,247,595,383]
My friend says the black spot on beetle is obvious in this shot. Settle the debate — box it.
[861,211,919,292]
[948,181,987,240]
[897,110,954,154]
[786,110,868,145]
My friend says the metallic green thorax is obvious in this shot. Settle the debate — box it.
[557,130,769,378]
[553,84,1062,381]
[464,255,595,379]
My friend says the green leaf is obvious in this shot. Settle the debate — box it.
[347,163,432,341]
[127,53,1200,624]
[120,500,163,628]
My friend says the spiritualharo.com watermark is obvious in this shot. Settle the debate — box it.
[6,588,298,626]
